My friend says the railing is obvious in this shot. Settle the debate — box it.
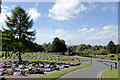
[97,60,118,69]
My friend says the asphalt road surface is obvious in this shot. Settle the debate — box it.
[60,57,115,78]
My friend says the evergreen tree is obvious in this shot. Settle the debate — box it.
[4,6,36,63]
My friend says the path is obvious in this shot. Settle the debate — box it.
[59,57,112,78]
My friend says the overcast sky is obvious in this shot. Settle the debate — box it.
[0,0,118,46]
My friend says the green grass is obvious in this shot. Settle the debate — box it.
[2,58,86,63]
[33,63,90,80]
[104,69,118,78]
[1,52,88,63]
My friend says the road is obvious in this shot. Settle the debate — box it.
[59,57,117,78]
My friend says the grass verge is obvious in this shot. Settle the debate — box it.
[104,69,118,78]
[84,56,116,61]
[33,63,90,80]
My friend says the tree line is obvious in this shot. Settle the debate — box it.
[75,41,120,56]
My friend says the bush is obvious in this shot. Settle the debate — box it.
[100,49,109,55]
[108,54,115,58]
[118,53,120,58]
[82,49,91,57]
[116,53,120,61]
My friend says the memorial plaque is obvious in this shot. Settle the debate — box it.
[37,57,40,59]
[44,68,51,72]
[15,68,20,71]
[59,65,64,69]
[0,72,3,76]
[13,72,21,76]
[0,69,4,72]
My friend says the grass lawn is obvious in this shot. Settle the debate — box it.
[104,69,118,78]
[2,58,87,63]
[1,52,88,63]
[33,63,90,80]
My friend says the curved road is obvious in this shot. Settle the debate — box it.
[58,57,115,78]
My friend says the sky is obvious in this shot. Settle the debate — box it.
[0,0,118,46]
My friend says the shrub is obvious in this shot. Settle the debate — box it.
[116,53,120,61]
[118,53,120,58]
[82,49,91,57]
[108,54,115,58]
[100,49,109,55]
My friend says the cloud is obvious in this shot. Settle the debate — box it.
[48,0,87,21]
[78,28,87,32]
[35,3,38,8]
[78,27,97,32]
[0,5,41,24]
[102,6,116,12]
[78,25,117,36]
[86,2,97,13]
[102,6,107,12]
[50,29,68,39]
[48,1,97,21]
[55,29,68,36]
[37,24,117,46]
[0,5,12,24]
[28,8,40,20]
[68,24,118,45]
[90,28,96,31]
[111,6,116,12]
[97,24,117,35]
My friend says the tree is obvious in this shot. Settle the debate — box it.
[2,29,17,55]
[66,46,73,55]
[75,44,88,53]
[116,44,120,54]
[67,46,72,53]
[38,44,44,52]
[31,43,44,52]
[50,37,67,53]
[4,6,35,63]
[42,43,52,52]
[60,40,67,53]
[107,41,116,54]
[93,45,103,50]
[75,44,89,56]
[87,44,91,48]
[100,49,109,55]
[82,49,91,56]
[2,31,11,57]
